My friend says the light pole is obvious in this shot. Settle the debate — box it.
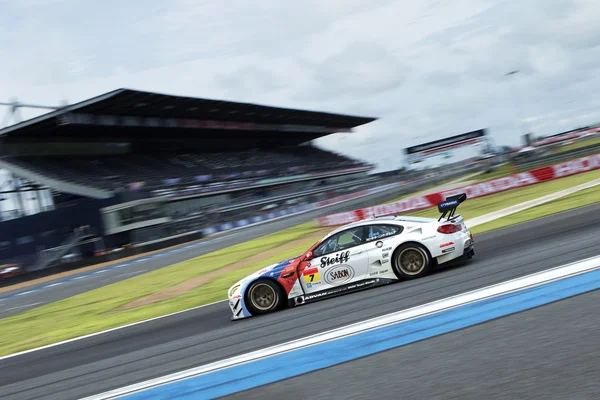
[505,70,528,138]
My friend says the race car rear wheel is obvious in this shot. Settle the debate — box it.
[245,279,284,315]
[392,243,432,280]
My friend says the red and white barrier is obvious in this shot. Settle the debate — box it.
[317,153,600,227]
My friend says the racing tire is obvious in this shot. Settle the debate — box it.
[392,243,432,280]
[245,279,285,316]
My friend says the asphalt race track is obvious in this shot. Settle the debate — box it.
[225,289,600,400]
[0,186,402,318]
[1,202,600,400]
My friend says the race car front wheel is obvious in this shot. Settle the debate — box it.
[392,243,432,280]
[245,279,284,316]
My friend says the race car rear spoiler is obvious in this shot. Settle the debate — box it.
[437,193,467,222]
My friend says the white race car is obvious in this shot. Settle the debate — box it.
[227,194,474,320]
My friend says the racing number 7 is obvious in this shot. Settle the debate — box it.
[303,267,320,284]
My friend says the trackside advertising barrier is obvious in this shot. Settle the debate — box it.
[317,153,600,227]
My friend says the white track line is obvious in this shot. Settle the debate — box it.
[0,302,42,314]
[467,177,600,227]
[0,299,226,361]
[114,270,148,278]
[84,254,600,400]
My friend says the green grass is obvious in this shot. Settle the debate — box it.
[471,183,600,234]
[399,168,600,221]
[552,136,600,154]
[1,169,600,357]
[473,163,516,182]
[0,221,325,356]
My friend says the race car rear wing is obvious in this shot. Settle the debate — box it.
[437,193,467,222]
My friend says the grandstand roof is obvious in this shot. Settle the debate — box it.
[0,88,377,142]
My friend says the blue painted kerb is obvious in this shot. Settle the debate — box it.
[122,268,600,400]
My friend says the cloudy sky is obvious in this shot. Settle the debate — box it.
[1,0,600,171]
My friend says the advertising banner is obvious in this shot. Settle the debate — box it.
[317,153,600,226]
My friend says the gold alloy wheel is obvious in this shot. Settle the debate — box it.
[249,283,278,311]
[397,247,427,276]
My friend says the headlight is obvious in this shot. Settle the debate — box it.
[229,284,241,298]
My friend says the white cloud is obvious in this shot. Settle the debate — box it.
[1,0,600,171]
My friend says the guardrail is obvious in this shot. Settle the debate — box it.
[516,143,600,171]
[33,226,95,271]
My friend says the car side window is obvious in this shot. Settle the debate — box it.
[313,226,364,257]
[365,224,403,242]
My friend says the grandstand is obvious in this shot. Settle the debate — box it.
[5,147,363,193]
[0,88,378,280]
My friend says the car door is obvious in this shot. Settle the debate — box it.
[300,226,369,294]
[363,224,404,277]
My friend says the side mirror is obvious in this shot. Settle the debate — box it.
[304,251,313,261]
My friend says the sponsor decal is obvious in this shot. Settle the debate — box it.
[439,199,459,209]
[366,231,396,242]
[288,280,304,297]
[278,276,298,293]
[422,236,436,240]
[370,269,389,276]
[324,265,355,285]
[258,268,270,275]
[376,241,383,248]
[280,265,296,279]
[303,267,321,285]
[304,279,380,301]
[442,247,455,253]
[304,292,329,300]
[382,259,390,264]
[346,279,377,290]
[382,252,389,258]
[320,250,350,268]
[440,242,455,248]
[383,246,392,251]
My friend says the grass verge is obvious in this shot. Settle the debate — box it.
[553,136,600,154]
[471,182,600,233]
[474,163,515,181]
[397,168,600,221]
[0,221,325,356]
[1,170,600,356]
